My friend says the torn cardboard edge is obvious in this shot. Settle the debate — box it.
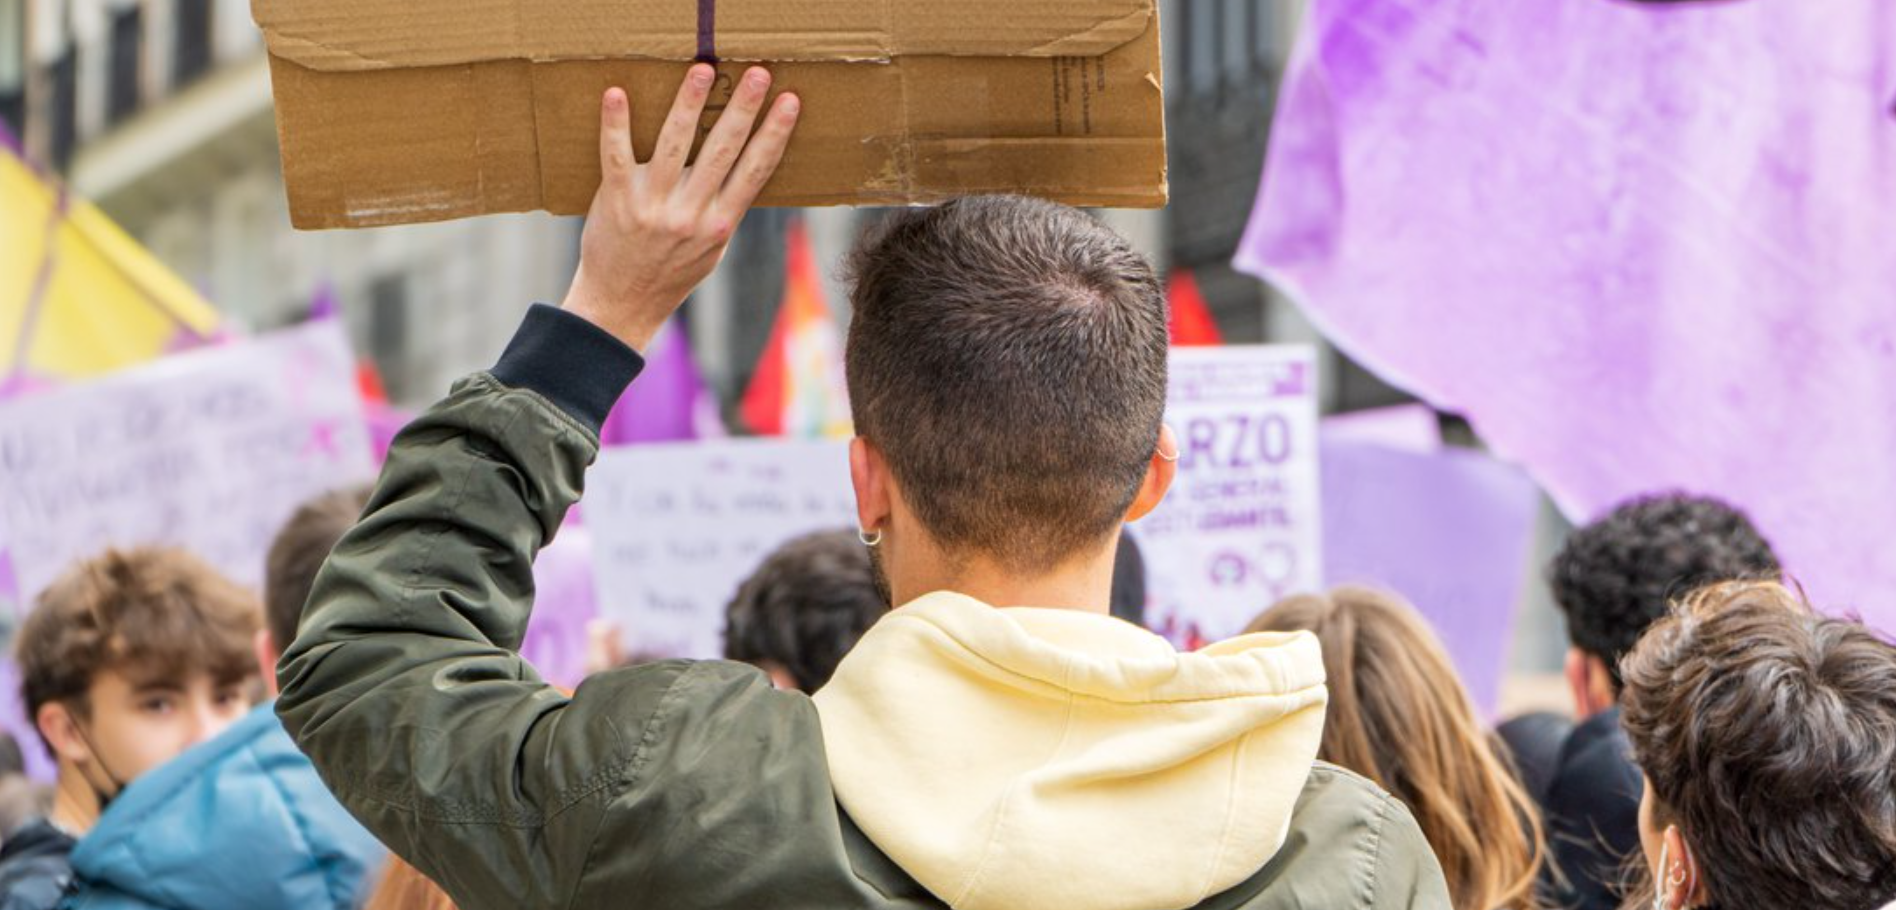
[259,0,1168,229]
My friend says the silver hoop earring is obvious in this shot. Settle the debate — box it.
[1652,841,1682,910]
[858,528,883,547]
[1157,447,1180,463]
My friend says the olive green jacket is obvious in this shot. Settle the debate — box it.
[277,308,1451,910]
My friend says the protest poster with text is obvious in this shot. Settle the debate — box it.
[1138,346,1323,649]
[0,319,374,628]
[586,439,857,659]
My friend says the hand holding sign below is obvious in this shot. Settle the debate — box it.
[561,66,802,354]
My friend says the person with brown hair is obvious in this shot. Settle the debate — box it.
[1619,581,1896,910]
[2,496,384,909]
[1248,587,1545,910]
[274,65,1450,910]
[262,484,373,676]
[0,547,259,910]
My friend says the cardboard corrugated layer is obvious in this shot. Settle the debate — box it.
[254,0,1168,229]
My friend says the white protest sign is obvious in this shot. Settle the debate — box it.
[1138,345,1323,648]
[0,320,375,620]
[586,439,857,658]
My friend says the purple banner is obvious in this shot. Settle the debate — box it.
[1321,434,1540,716]
[1243,0,1896,633]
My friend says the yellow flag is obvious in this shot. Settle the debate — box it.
[0,145,220,387]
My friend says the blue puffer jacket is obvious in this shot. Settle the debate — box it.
[59,702,383,910]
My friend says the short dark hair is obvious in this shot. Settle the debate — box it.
[264,485,371,652]
[723,529,889,692]
[1620,581,1896,910]
[1548,492,1778,688]
[844,196,1169,573]
[16,547,260,752]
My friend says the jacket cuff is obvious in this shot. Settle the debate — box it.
[489,304,645,436]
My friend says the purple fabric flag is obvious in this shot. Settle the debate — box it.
[1320,433,1541,717]
[1243,0,1896,634]
[601,322,726,445]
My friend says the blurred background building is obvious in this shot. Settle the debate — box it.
[0,0,1570,691]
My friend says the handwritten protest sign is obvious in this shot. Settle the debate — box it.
[1139,346,1323,648]
[0,321,374,617]
[586,439,857,658]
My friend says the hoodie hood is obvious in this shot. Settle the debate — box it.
[813,591,1328,910]
[66,702,383,909]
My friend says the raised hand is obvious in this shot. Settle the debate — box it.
[559,64,800,352]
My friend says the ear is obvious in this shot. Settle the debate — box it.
[849,437,893,538]
[1123,424,1179,523]
[1565,648,1617,718]
[1584,652,1619,713]
[36,701,92,766]
[254,629,281,698]
[1661,826,1705,910]
[1564,648,1592,718]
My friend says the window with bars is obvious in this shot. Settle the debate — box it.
[44,47,76,169]
[105,3,138,124]
[173,0,211,87]
[368,273,412,400]
[1174,0,1274,101]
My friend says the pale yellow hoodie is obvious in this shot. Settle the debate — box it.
[813,591,1330,910]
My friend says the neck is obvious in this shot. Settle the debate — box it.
[49,765,103,835]
[895,536,1119,613]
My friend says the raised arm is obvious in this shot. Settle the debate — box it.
[274,65,799,910]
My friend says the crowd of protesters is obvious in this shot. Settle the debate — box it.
[1,67,1892,910]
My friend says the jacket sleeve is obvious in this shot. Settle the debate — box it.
[274,305,668,910]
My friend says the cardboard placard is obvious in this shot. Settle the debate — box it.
[254,0,1168,228]
[1138,346,1324,648]
[585,439,856,658]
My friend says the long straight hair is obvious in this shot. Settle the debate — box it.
[1248,586,1545,910]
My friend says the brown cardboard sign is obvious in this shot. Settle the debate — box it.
[255,0,1168,229]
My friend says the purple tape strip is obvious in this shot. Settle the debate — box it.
[696,0,717,63]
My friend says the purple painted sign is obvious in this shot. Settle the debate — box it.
[1241,0,1896,633]
[0,321,375,607]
